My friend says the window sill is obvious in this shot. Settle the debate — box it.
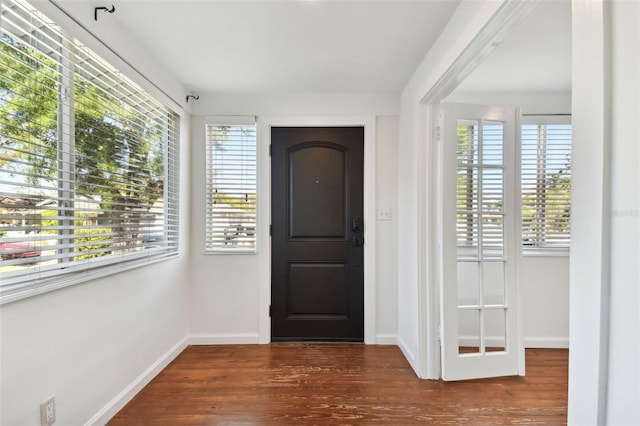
[0,250,179,305]
[522,248,570,257]
[204,248,257,255]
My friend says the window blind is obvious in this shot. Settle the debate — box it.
[456,120,506,259]
[205,122,257,252]
[0,0,179,300]
[521,117,572,249]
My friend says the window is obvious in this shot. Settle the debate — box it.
[521,116,572,250]
[456,120,506,258]
[205,121,256,252]
[0,0,179,302]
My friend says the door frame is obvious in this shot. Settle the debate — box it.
[415,1,540,379]
[257,116,377,344]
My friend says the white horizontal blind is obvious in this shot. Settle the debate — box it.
[521,117,572,249]
[0,0,179,299]
[456,120,505,259]
[205,123,256,252]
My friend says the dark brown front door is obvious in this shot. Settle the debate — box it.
[271,127,364,342]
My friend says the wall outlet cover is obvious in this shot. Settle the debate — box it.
[40,395,56,426]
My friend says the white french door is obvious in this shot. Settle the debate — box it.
[439,102,524,381]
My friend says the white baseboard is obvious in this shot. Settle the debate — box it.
[375,334,398,345]
[397,334,419,375]
[524,337,569,348]
[191,334,396,345]
[189,333,261,345]
[189,334,401,345]
[85,337,188,426]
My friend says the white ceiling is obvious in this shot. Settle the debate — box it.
[106,0,571,96]
[453,0,571,94]
[109,0,460,95]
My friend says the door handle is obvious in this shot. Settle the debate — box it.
[352,235,364,247]
[352,217,363,234]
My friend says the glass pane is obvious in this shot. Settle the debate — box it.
[482,215,504,258]
[205,125,257,251]
[0,8,60,272]
[458,309,480,354]
[482,169,503,213]
[457,167,478,212]
[457,120,479,165]
[484,308,506,352]
[483,261,505,305]
[482,121,504,166]
[457,262,479,306]
[457,214,478,259]
[457,162,478,258]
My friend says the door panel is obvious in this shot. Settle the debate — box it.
[288,262,348,317]
[440,103,523,380]
[289,145,346,238]
[271,127,364,341]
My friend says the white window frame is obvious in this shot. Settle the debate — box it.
[204,116,257,254]
[521,114,572,256]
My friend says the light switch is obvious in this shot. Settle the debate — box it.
[377,208,391,221]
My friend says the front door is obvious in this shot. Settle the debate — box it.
[271,127,364,341]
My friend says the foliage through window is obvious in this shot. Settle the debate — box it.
[0,0,180,301]
[521,118,572,250]
[205,123,256,252]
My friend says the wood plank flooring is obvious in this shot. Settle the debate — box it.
[108,344,568,425]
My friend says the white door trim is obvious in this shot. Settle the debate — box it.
[568,1,611,423]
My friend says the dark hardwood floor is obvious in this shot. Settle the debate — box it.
[108,344,568,425]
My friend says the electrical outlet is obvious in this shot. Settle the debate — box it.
[40,395,56,426]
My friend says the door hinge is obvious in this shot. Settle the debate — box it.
[269,144,272,156]
[269,305,272,317]
[269,224,272,236]
[434,126,441,142]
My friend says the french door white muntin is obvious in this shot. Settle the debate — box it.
[439,102,524,381]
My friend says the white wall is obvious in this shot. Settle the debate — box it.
[519,256,570,347]
[376,116,399,341]
[446,91,571,116]
[189,94,400,344]
[569,0,640,424]
[605,1,640,423]
[0,2,192,425]
[0,257,190,426]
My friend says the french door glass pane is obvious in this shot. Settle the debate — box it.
[483,261,506,305]
[485,308,507,352]
[457,261,480,306]
[458,309,480,354]
[483,122,504,165]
